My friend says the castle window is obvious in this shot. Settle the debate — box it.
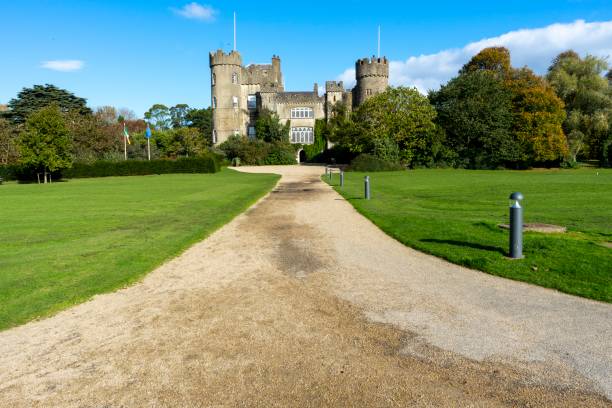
[247,94,256,110]
[366,89,372,96]
[291,107,313,119]
[212,96,217,109]
[232,96,238,108]
[333,95,336,102]
[232,72,238,84]
[290,127,314,144]
[212,73,216,86]
[212,129,217,144]
[248,126,256,138]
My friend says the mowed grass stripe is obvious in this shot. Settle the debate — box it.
[327,168,612,302]
[0,169,279,330]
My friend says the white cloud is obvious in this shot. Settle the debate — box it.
[173,2,217,22]
[337,20,612,93]
[41,60,84,72]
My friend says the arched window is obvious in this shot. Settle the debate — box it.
[212,73,216,86]
[212,129,217,144]
[232,96,238,108]
[232,72,238,84]
[212,96,217,109]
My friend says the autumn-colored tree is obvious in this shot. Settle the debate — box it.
[460,47,511,76]
[507,68,568,163]
[0,118,20,165]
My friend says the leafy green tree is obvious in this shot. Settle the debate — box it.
[255,109,289,142]
[0,118,20,165]
[144,104,172,130]
[430,70,517,168]
[7,84,91,124]
[547,51,611,163]
[18,105,72,182]
[186,107,212,139]
[352,87,440,166]
[170,104,192,128]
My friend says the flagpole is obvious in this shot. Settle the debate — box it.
[147,138,151,161]
[123,123,127,160]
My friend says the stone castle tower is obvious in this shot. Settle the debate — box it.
[353,56,389,107]
[209,50,243,144]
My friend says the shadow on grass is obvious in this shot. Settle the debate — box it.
[420,238,506,255]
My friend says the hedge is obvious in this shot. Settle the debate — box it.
[0,156,220,182]
[62,156,220,178]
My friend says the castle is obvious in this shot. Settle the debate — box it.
[209,49,389,146]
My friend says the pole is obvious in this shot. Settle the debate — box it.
[233,12,236,51]
[364,176,370,200]
[124,134,127,160]
[340,171,344,187]
[377,26,380,58]
[147,138,151,161]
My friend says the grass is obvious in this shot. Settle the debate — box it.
[0,169,279,330]
[326,168,612,302]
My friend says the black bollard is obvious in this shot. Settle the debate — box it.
[364,176,371,200]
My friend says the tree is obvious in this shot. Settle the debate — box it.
[430,70,517,168]
[144,104,172,130]
[255,109,290,142]
[351,87,441,166]
[507,68,568,163]
[18,105,72,182]
[7,84,91,124]
[170,104,192,128]
[547,51,611,163]
[95,106,119,124]
[460,47,511,76]
[0,118,20,165]
[186,107,212,140]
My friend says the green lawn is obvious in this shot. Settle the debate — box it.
[327,168,612,302]
[0,169,279,330]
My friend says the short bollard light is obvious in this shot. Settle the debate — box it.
[509,192,524,259]
[364,176,371,200]
[328,168,332,181]
[340,171,344,187]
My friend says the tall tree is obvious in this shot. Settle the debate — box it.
[144,104,172,130]
[507,68,568,163]
[547,51,611,162]
[460,46,511,75]
[186,107,212,139]
[351,87,441,166]
[7,84,91,124]
[430,69,518,168]
[18,105,72,182]
[170,104,192,128]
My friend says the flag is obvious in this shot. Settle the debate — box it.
[145,124,152,139]
[123,123,131,145]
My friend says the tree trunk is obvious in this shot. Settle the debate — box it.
[43,168,47,184]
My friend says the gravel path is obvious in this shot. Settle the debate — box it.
[0,165,610,407]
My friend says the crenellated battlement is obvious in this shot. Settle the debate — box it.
[355,56,389,79]
[326,81,345,92]
[209,49,242,67]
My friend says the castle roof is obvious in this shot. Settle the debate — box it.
[273,92,323,104]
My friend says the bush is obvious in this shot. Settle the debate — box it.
[349,154,404,172]
[61,156,219,179]
[219,135,296,165]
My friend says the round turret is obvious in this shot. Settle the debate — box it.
[209,50,243,144]
[354,56,389,107]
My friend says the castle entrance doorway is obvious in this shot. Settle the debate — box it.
[299,149,307,164]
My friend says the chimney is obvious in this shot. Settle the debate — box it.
[313,82,319,95]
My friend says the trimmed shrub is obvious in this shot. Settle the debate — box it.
[349,154,404,172]
[219,135,296,165]
[61,156,219,179]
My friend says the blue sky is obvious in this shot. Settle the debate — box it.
[1,0,611,117]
